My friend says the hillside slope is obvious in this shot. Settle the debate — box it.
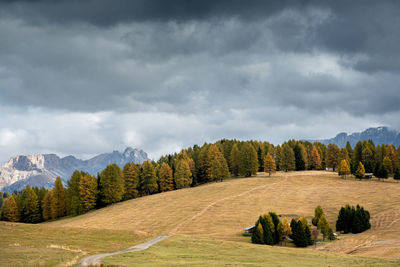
[49,171,400,260]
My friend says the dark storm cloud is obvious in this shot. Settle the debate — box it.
[0,0,400,162]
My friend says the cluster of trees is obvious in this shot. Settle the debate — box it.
[336,204,370,234]
[251,212,291,246]
[251,206,340,248]
[312,206,335,241]
[336,141,400,180]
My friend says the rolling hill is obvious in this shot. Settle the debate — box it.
[45,171,400,264]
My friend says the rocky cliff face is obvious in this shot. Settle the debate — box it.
[0,147,149,192]
[312,127,400,148]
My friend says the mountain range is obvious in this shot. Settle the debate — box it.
[0,147,149,193]
[311,126,400,148]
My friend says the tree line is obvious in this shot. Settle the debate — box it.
[0,138,398,223]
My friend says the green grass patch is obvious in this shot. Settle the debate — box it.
[0,221,143,267]
[104,235,399,267]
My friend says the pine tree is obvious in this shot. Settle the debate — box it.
[264,154,276,177]
[277,222,285,245]
[21,186,40,223]
[66,170,83,216]
[2,194,20,222]
[239,143,258,177]
[383,156,393,174]
[317,214,330,240]
[326,144,340,171]
[275,145,282,171]
[99,164,125,204]
[312,205,324,226]
[174,160,192,189]
[210,157,230,182]
[42,190,53,221]
[292,220,308,247]
[261,214,275,245]
[339,160,351,179]
[304,225,313,246]
[355,162,365,179]
[123,162,140,198]
[51,177,67,219]
[230,144,240,176]
[158,162,174,192]
[311,145,321,170]
[280,144,295,172]
[251,220,264,244]
[139,161,159,195]
[294,142,308,171]
[79,174,97,212]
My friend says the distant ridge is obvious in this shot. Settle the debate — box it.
[0,147,149,193]
[310,126,400,148]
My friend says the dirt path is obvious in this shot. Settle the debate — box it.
[169,175,288,235]
[76,235,169,266]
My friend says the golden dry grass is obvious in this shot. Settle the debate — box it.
[49,171,400,260]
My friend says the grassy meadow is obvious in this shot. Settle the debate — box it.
[2,171,400,266]
[104,235,399,267]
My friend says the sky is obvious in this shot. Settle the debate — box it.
[0,0,400,163]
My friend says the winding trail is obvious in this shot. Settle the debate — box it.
[77,235,169,266]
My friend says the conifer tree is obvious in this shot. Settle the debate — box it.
[79,174,97,212]
[99,164,125,204]
[304,225,313,246]
[0,193,3,210]
[294,142,308,171]
[239,143,258,177]
[317,214,330,240]
[251,220,264,244]
[261,214,275,245]
[339,160,351,179]
[355,162,365,179]
[280,144,295,172]
[158,162,174,192]
[139,161,159,195]
[264,153,276,176]
[275,145,282,171]
[229,144,240,176]
[312,205,324,226]
[326,143,340,171]
[311,145,321,170]
[22,186,40,223]
[210,157,230,182]
[174,160,192,189]
[66,170,83,216]
[2,194,20,222]
[51,177,67,219]
[277,222,285,245]
[383,156,393,174]
[123,162,140,199]
[292,220,308,247]
[42,190,53,221]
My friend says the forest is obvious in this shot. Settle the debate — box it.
[1,139,399,223]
